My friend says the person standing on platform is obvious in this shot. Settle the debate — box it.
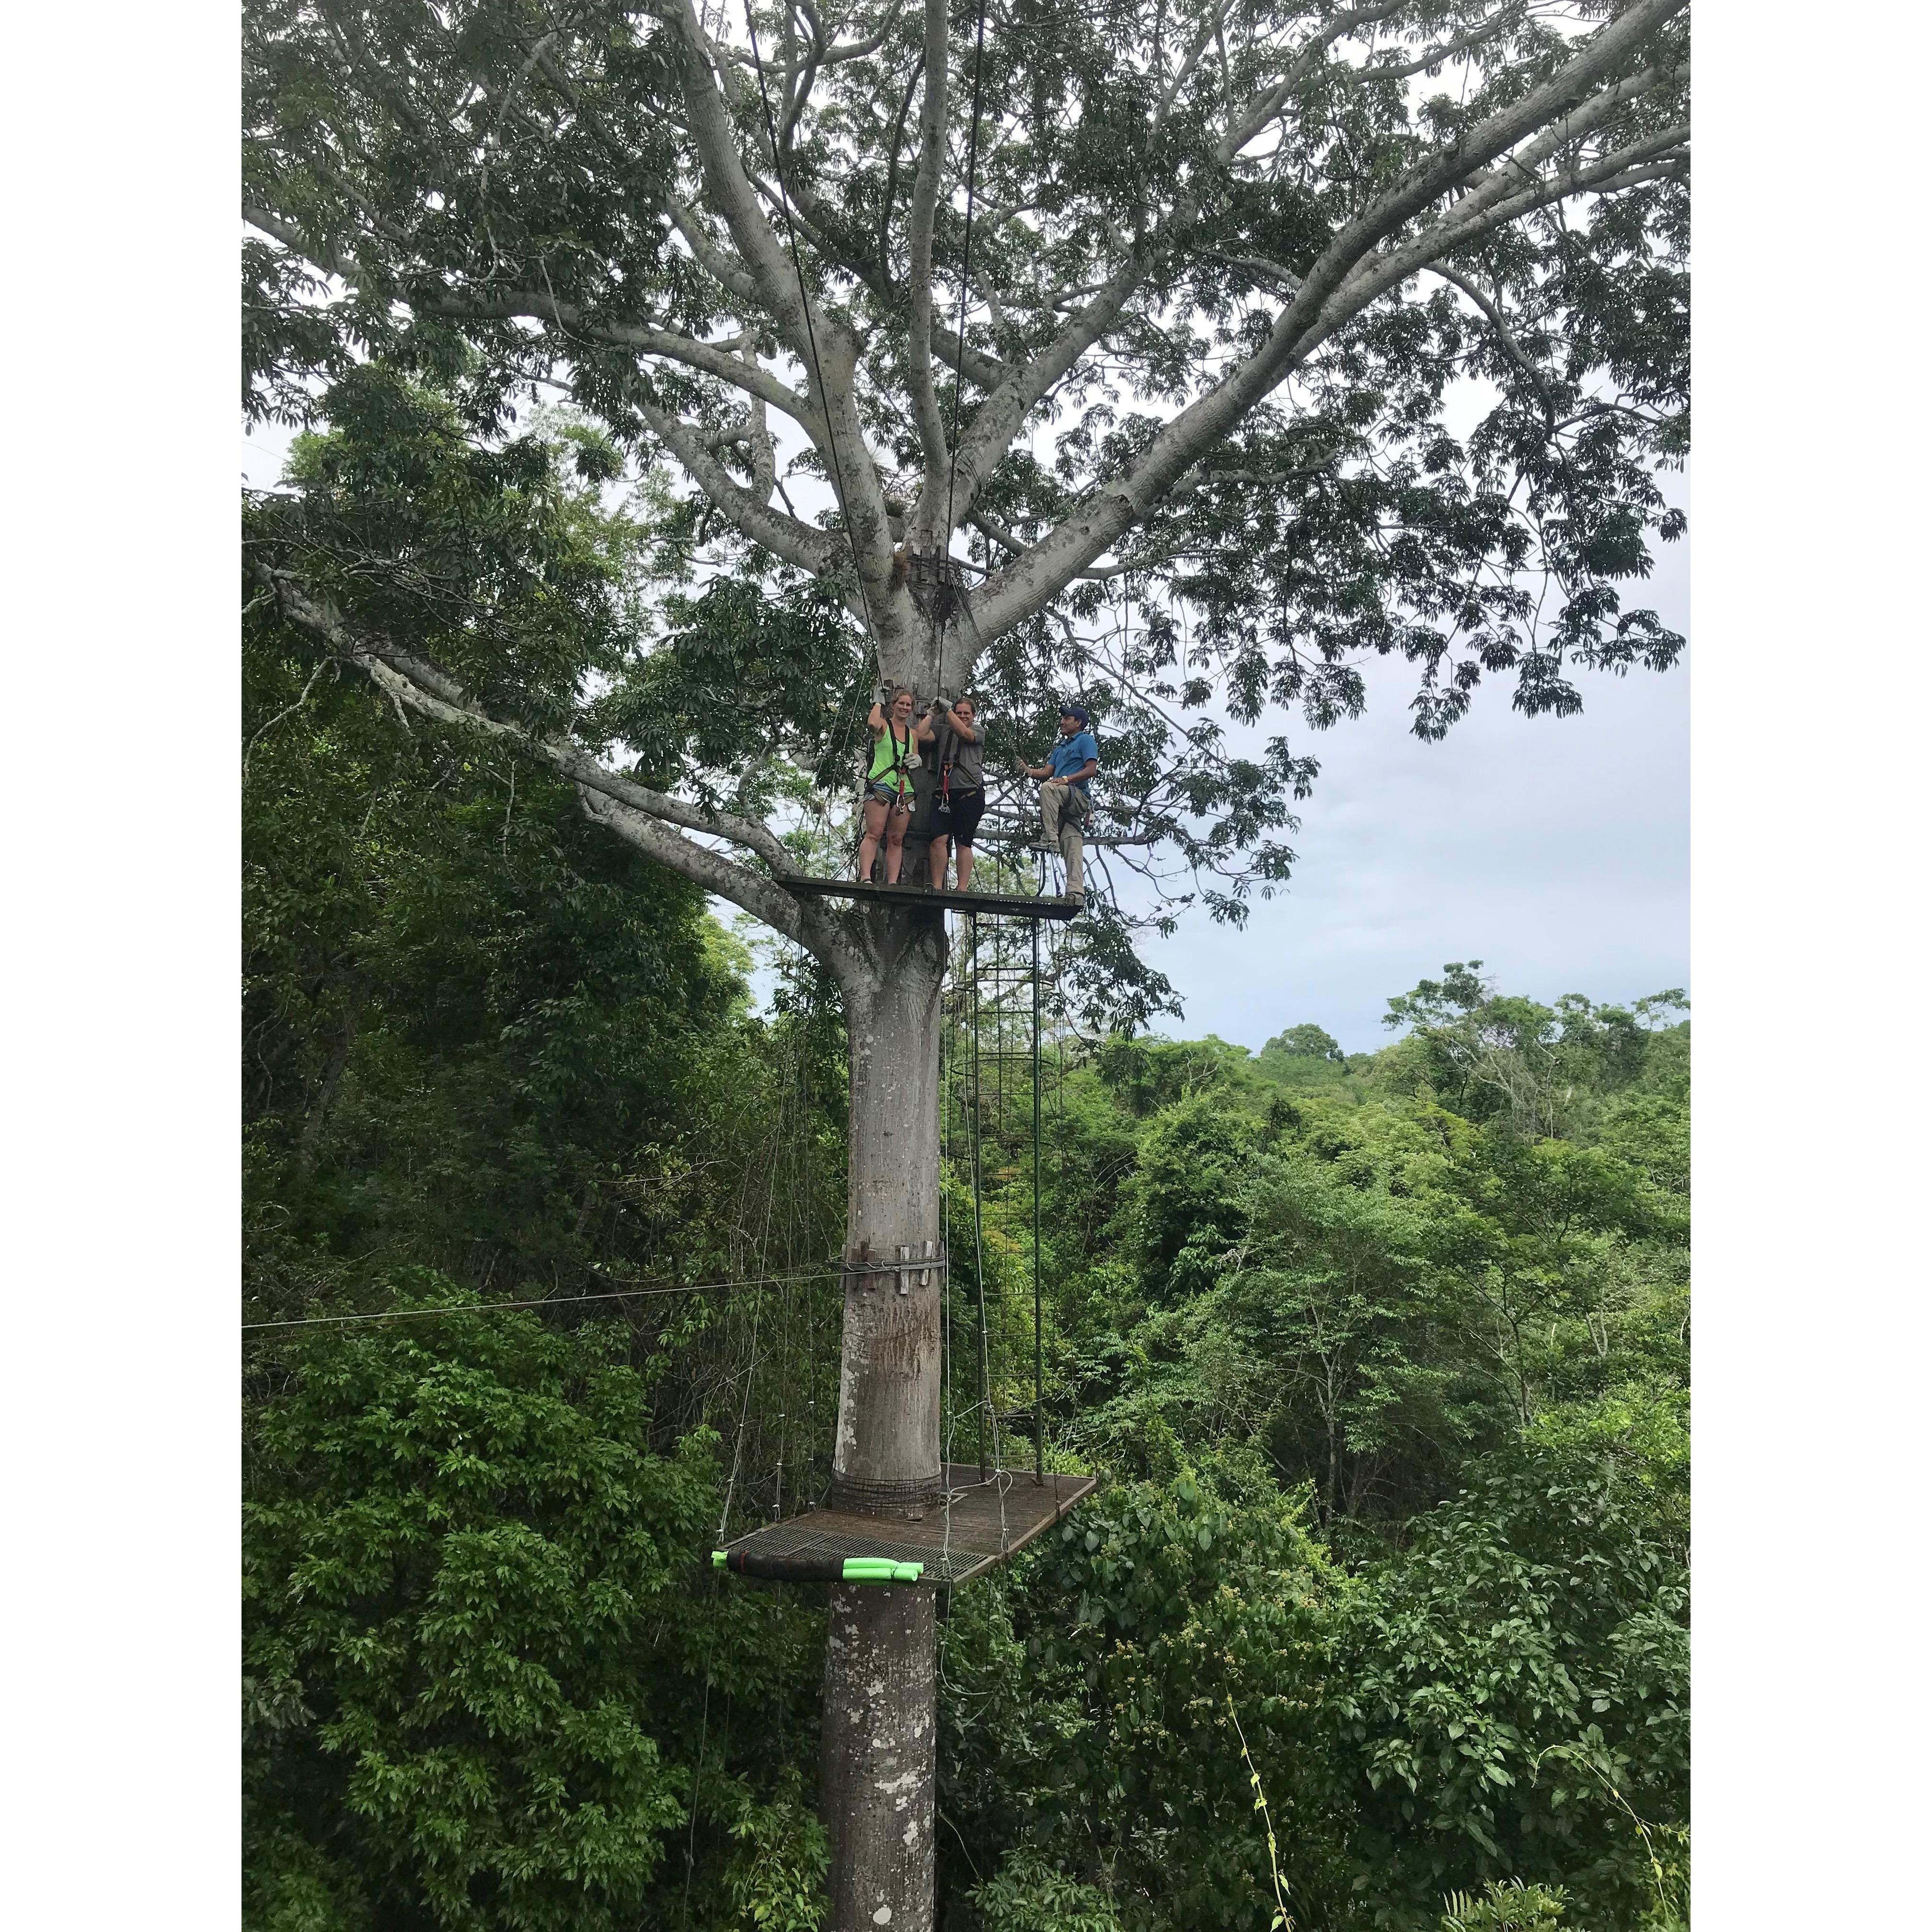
[1022,704,1098,906]
[925,694,986,893]
[856,686,932,885]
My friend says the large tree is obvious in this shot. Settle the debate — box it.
[243,2,1689,1925]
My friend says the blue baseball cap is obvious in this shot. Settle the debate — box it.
[1059,703,1090,727]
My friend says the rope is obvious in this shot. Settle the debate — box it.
[966,914,1013,1554]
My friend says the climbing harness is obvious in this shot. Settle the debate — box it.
[866,718,919,801]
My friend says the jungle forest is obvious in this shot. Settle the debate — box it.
[241,2,1690,1929]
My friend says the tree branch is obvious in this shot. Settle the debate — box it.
[1323,131,1690,335]
[243,199,356,278]
[965,0,1687,642]
[1362,7,1523,86]
[635,397,842,576]
[1153,2,1230,136]
[261,566,837,950]
[930,315,1010,393]
[1216,1,1404,164]
[874,49,925,289]
[969,510,1165,581]
[664,193,761,303]
[1426,262,1545,391]
[943,239,1150,532]
[729,0,908,76]
[246,196,842,576]
[667,0,905,644]
[664,0,831,359]
[244,196,809,422]
[905,0,956,532]
[431,286,811,418]
[574,786,817,949]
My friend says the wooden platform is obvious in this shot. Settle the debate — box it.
[778,877,1079,921]
[716,1464,1097,1587]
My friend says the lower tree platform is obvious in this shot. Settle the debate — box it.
[714,1464,1098,1587]
[778,876,1080,921]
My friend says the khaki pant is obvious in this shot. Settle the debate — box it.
[1040,782,1091,897]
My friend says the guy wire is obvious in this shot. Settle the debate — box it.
[241,1267,841,1333]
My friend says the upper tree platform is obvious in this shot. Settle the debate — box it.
[715,1464,1098,1587]
[778,877,1080,921]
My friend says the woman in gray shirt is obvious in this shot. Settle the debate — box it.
[924,695,985,891]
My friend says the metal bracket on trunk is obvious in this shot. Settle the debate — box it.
[842,1238,947,1296]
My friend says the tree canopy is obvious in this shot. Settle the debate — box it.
[245,0,1688,950]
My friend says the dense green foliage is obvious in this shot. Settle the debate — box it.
[937,970,1688,1932]
[246,0,1689,954]
[243,389,1686,1932]
[245,544,1686,1928]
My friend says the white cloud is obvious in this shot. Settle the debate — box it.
[1139,488,1689,1050]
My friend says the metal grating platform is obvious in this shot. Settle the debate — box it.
[778,877,1079,921]
[717,1464,1097,1586]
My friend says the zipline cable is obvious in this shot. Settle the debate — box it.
[240,1265,843,1333]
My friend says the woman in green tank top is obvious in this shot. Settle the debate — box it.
[856,686,933,885]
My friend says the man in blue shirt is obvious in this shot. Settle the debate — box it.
[1023,705,1099,905]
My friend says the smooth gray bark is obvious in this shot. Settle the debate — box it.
[821,913,949,1932]
[821,1582,938,1932]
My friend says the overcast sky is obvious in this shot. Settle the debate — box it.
[244,423,1687,1053]
[1151,649,1687,1052]
[1133,499,1689,1051]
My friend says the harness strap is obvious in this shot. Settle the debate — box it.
[870,719,915,793]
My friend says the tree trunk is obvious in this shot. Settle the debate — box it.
[821,910,947,1932]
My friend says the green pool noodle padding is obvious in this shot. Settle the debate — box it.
[712,1549,925,1585]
